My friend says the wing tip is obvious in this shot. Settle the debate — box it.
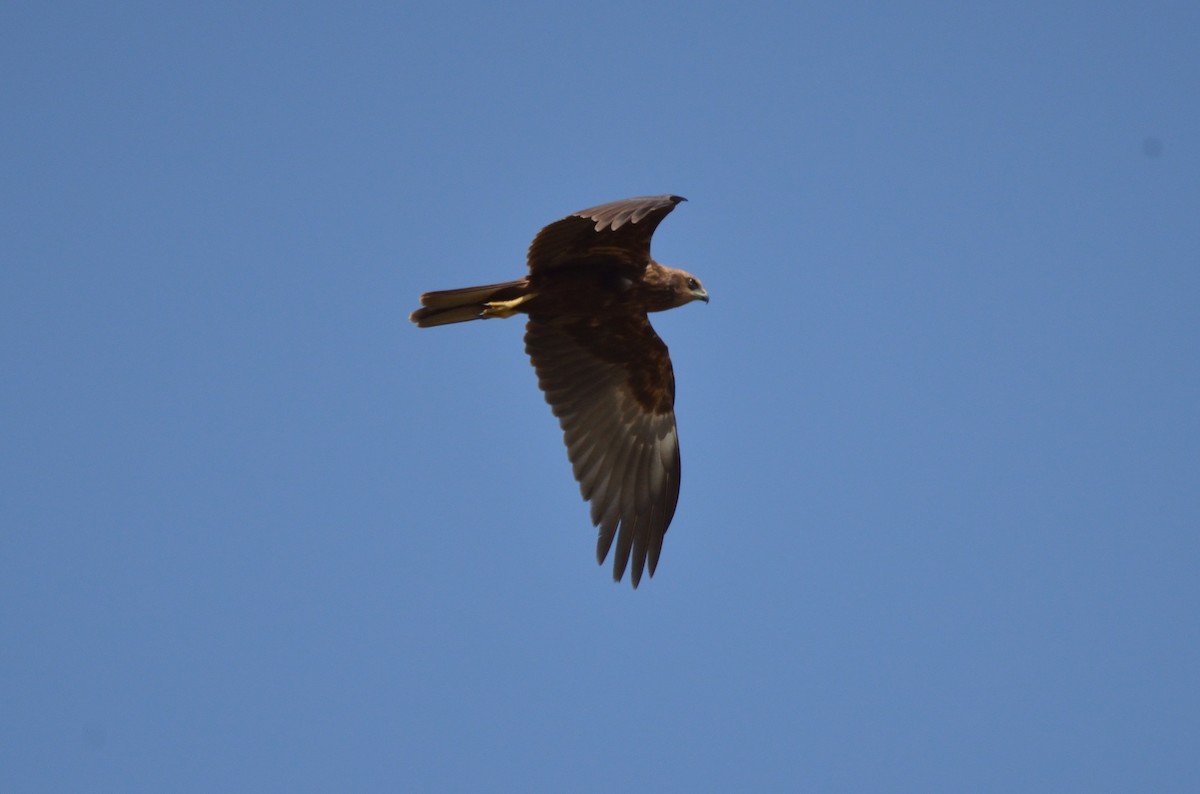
[574,194,688,229]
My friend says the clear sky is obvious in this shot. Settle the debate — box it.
[3,2,1198,791]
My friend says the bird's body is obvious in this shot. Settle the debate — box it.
[410,195,707,586]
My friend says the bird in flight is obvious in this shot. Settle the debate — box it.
[410,195,708,586]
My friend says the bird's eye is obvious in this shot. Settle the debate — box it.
[686,278,698,290]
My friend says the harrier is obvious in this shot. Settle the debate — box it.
[410,195,707,586]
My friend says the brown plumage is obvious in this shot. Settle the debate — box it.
[410,195,708,586]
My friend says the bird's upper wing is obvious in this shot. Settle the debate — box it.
[525,315,681,587]
[526,195,686,276]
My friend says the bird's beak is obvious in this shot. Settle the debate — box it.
[694,289,710,304]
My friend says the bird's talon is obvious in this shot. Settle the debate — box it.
[481,295,534,319]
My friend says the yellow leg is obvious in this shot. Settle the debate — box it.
[481,293,536,319]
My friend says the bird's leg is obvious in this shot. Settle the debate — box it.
[481,292,536,319]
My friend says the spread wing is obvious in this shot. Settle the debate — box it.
[526,195,686,276]
[525,315,681,587]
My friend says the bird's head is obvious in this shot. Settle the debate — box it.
[642,263,709,311]
[674,270,709,307]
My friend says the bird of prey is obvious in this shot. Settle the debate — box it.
[410,195,708,586]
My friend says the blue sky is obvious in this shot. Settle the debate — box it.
[3,2,1198,791]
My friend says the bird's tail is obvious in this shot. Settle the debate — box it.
[409,278,533,327]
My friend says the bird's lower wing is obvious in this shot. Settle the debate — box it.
[525,316,681,587]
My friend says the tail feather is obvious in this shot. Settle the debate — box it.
[409,278,530,327]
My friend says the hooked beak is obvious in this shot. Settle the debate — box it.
[694,288,710,304]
